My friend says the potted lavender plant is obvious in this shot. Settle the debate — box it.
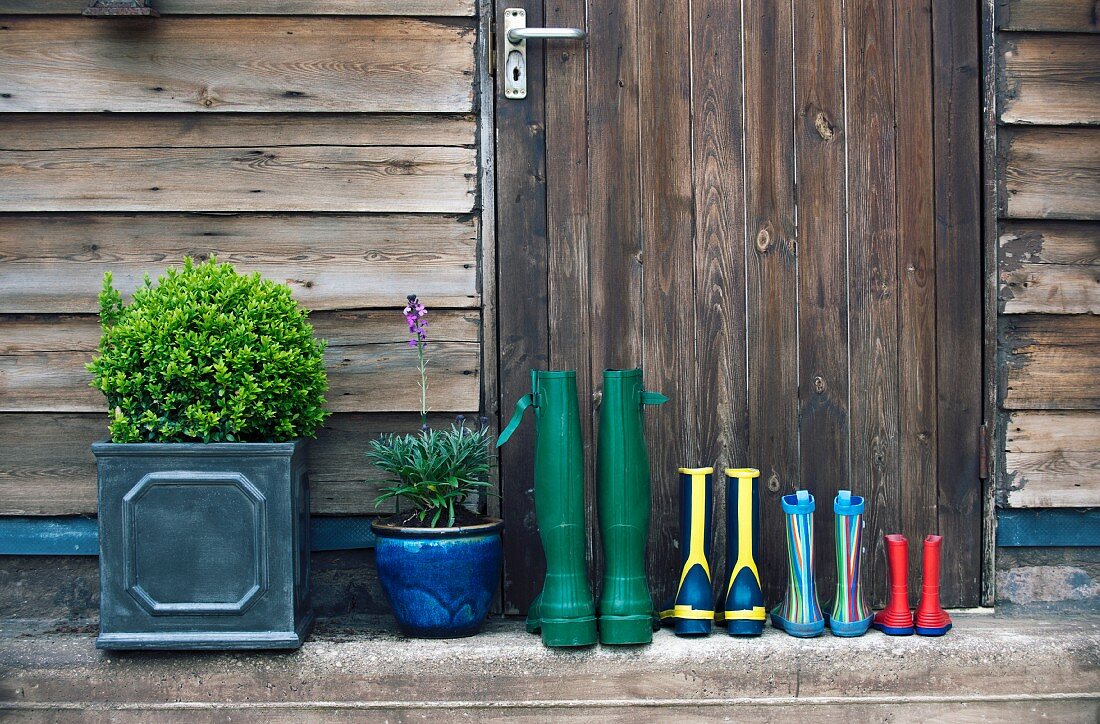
[368,295,502,638]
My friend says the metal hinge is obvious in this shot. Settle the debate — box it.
[978,423,990,480]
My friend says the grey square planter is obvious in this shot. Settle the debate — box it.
[93,440,313,650]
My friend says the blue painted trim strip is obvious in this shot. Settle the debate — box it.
[997,509,1100,547]
[0,516,376,555]
[311,516,377,551]
[0,517,99,555]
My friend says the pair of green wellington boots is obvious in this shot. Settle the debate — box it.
[497,369,667,647]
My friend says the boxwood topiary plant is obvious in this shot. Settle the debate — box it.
[87,258,329,443]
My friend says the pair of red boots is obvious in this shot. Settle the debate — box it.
[872,534,952,636]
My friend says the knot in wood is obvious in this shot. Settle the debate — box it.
[766,473,781,493]
[755,227,772,253]
[814,111,836,141]
[812,375,827,394]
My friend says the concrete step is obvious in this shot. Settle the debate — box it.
[1,613,1098,721]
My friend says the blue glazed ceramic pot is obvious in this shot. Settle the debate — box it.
[371,518,504,638]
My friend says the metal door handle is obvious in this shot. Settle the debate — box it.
[506,27,586,43]
[502,8,585,100]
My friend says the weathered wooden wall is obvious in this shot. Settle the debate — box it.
[0,4,483,516]
[995,1,1100,511]
[496,0,984,611]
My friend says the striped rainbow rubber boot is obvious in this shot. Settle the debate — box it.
[770,490,825,637]
[659,467,715,636]
[826,490,872,637]
[721,468,766,636]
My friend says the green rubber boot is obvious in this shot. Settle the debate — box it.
[596,368,667,645]
[497,370,597,647]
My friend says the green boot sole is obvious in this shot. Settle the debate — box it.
[599,614,655,645]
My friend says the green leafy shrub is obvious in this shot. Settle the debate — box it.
[369,420,493,527]
[87,258,329,443]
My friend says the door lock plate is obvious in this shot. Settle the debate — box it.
[503,8,527,99]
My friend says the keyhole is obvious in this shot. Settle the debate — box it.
[505,49,526,97]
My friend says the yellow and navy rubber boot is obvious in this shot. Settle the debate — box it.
[770,490,825,637]
[497,370,597,648]
[720,468,766,636]
[659,467,716,636]
[825,490,873,637]
[596,368,667,645]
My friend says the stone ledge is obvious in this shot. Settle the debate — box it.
[1,613,1098,720]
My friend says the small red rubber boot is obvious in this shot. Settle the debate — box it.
[871,534,914,635]
[915,534,952,636]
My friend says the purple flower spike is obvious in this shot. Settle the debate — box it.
[404,294,429,346]
[404,294,430,426]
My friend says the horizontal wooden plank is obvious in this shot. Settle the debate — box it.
[0,412,476,516]
[0,1,475,15]
[0,311,479,413]
[1000,222,1100,316]
[1000,128,1100,220]
[1000,221,1100,265]
[999,222,1100,314]
[1000,263,1100,314]
[0,145,477,212]
[0,213,479,312]
[0,17,475,113]
[0,114,476,150]
[1002,314,1100,409]
[997,0,1100,32]
[1006,410,1100,452]
[1004,411,1100,507]
[999,34,1100,124]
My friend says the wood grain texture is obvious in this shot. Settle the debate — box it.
[584,0,643,605]
[0,213,478,313]
[999,34,1100,125]
[997,0,1100,32]
[638,0,697,608]
[847,0,902,609]
[933,0,983,605]
[0,17,475,113]
[1000,221,1100,265]
[0,311,479,413]
[494,4,550,614]
[492,0,986,610]
[1000,263,1100,314]
[0,145,476,213]
[0,114,476,151]
[744,0,799,605]
[691,0,748,597]
[1002,315,1100,409]
[999,222,1100,315]
[794,0,850,603]
[0,412,468,516]
[999,128,1100,220]
[895,0,940,607]
[475,0,499,531]
[1004,411,1100,507]
[543,0,598,592]
[0,1,476,15]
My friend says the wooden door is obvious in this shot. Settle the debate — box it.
[493,0,984,613]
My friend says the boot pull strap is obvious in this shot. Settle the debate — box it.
[496,393,533,448]
[640,390,669,406]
